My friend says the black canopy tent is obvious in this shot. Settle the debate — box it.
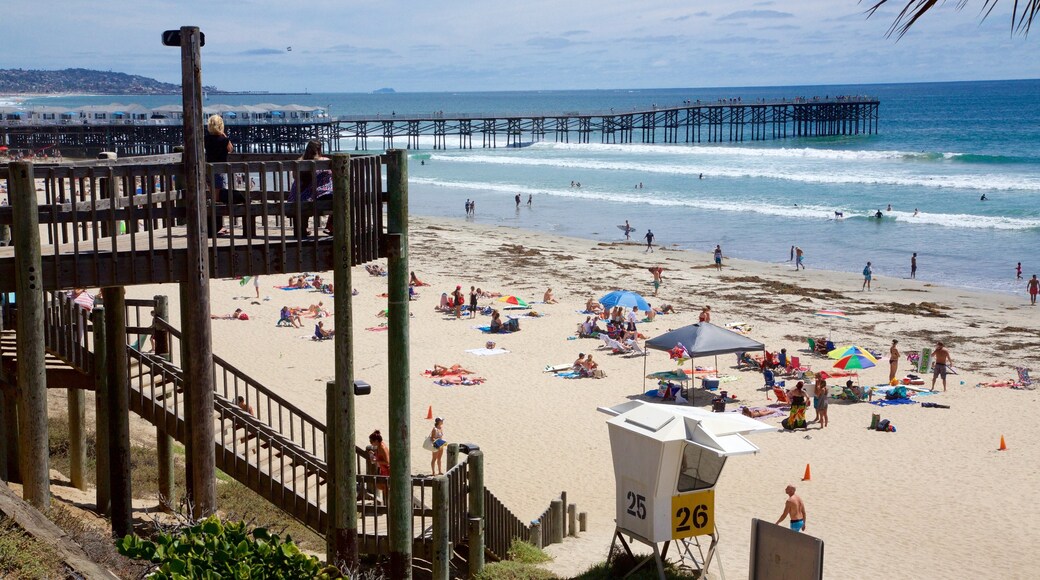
[644,322,766,405]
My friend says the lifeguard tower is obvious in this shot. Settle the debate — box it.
[598,400,774,578]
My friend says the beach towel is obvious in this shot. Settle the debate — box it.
[870,398,917,407]
[275,285,311,291]
[366,326,389,332]
[465,348,509,356]
[433,376,486,386]
[552,371,582,379]
[422,366,473,377]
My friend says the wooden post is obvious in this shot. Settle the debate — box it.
[0,390,19,483]
[550,499,564,544]
[0,301,7,482]
[178,283,193,502]
[92,308,110,515]
[68,388,86,490]
[102,287,132,537]
[10,160,50,509]
[578,512,587,533]
[567,503,577,538]
[386,149,412,579]
[153,296,174,510]
[446,443,459,471]
[467,450,485,578]
[529,520,542,549]
[432,475,450,580]
[179,26,217,517]
[328,153,357,569]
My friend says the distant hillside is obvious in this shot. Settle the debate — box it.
[0,68,220,95]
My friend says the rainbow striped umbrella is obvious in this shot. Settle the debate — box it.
[497,295,529,308]
[834,353,876,370]
[828,345,878,362]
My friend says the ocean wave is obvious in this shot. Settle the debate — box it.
[429,153,1040,192]
[410,177,1040,230]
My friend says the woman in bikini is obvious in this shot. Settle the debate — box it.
[429,418,446,476]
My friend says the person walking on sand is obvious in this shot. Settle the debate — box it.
[862,262,872,291]
[254,275,261,298]
[648,266,664,296]
[776,485,807,532]
[910,253,917,279]
[428,417,446,475]
[795,247,805,270]
[931,341,953,392]
[644,229,655,253]
[889,339,900,383]
[1028,274,1039,306]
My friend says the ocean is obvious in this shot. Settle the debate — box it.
[19,79,1040,294]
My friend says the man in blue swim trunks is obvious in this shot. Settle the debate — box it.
[776,485,807,532]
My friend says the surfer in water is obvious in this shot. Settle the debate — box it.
[980,194,988,201]
[874,210,883,219]
[887,204,892,211]
[834,211,844,218]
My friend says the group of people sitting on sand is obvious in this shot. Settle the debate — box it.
[286,274,333,294]
[572,353,605,378]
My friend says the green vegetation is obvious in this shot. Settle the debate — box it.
[46,506,151,579]
[0,517,65,578]
[476,540,554,580]
[118,515,342,579]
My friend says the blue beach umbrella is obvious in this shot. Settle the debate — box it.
[598,290,650,311]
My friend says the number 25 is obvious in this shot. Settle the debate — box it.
[626,491,646,519]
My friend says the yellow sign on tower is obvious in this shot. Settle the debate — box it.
[671,489,715,539]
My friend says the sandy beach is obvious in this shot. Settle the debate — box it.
[113,215,1039,579]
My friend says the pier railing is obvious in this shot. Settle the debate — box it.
[0,154,387,292]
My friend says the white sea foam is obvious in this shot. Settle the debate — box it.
[529,141,940,162]
[428,153,1040,192]
[411,177,1040,230]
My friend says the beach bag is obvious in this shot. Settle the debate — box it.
[591,369,607,379]
[876,419,891,432]
[422,437,436,451]
[869,413,880,430]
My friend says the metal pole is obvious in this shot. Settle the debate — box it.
[179,25,216,517]
[10,160,49,509]
[328,153,358,569]
[386,149,412,578]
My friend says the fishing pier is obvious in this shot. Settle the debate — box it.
[1,97,879,157]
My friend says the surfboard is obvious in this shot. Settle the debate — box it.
[617,225,635,233]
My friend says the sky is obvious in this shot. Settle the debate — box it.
[2,0,1037,92]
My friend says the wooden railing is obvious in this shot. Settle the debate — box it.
[0,154,387,292]
[29,292,581,564]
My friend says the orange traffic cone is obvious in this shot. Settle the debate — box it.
[802,464,812,481]
[426,406,433,420]
[999,436,1007,451]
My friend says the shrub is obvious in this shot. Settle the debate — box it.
[117,515,343,579]
[0,517,65,578]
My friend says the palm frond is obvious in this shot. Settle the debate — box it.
[862,0,1040,37]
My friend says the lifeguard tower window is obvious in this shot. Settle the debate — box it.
[677,444,726,492]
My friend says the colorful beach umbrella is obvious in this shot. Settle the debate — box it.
[815,309,849,320]
[598,290,650,311]
[833,354,876,370]
[828,345,878,362]
[496,295,529,308]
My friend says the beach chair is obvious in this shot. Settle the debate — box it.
[771,387,790,405]
[627,340,646,356]
[606,338,631,354]
[599,334,613,350]
[1016,367,1032,387]
[842,384,869,401]
[806,337,816,354]
[788,356,810,378]
[763,369,776,388]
